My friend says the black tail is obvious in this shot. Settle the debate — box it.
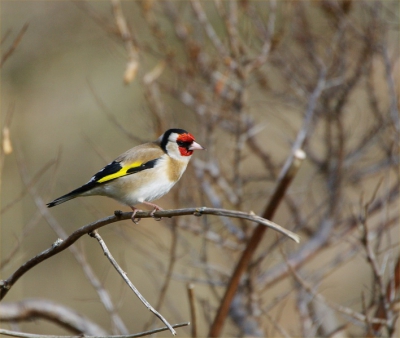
[47,192,78,207]
[47,181,97,208]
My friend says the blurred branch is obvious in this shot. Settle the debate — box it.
[187,283,198,338]
[285,253,388,326]
[1,159,55,214]
[371,256,400,334]
[0,103,15,181]
[209,64,326,336]
[144,220,178,330]
[0,299,107,336]
[111,0,139,84]
[0,210,42,270]
[258,181,399,289]
[73,1,116,33]
[245,0,276,72]
[0,322,189,338]
[209,149,306,337]
[381,44,399,132]
[16,149,129,335]
[359,184,400,335]
[87,81,145,143]
[190,0,228,57]
[0,23,28,67]
[89,230,176,336]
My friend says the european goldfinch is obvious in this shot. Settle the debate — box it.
[47,129,204,222]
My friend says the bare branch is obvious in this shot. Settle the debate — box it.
[190,0,228,57]
[89,230,176,336]
[144,220,178,330]
[16,150,129,335]
[285,253,389,326]
[187,283,198,338]
[0,206,299,301]
[0,322,189,338]
[371,256,400,334]
[0,299,107,336]
[110,0,139,84]
[209,149,306,337]
[0,23,28,67]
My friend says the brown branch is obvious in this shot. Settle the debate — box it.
[0,23,28,67]
[0,322,189,338]
[208,64,327,336]
[208,149,306,337]
[371,256,400,334]
[0,207,298,301]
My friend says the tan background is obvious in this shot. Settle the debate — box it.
[1,1,399,337]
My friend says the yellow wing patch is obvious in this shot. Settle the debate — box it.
[97,161,143,183]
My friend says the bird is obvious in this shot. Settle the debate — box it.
[47,128,204,222]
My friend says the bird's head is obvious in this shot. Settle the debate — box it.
[159,128,204,159]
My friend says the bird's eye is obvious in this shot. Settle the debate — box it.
[177,141,188,147]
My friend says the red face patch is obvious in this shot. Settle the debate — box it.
[177,133,195,156]
[179,148,193,156]
[177,133,195,143]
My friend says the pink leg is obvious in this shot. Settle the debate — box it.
[142,201,163,220]
[130,206,142,224]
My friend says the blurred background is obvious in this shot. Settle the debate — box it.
[1,1,399,337]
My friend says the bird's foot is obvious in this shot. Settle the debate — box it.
[143,202,164,221]
[130,207,142,224]
[150,207,163,221]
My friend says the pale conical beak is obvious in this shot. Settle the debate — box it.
[189,141,205,151]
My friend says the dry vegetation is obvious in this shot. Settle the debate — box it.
[1,1,399,337]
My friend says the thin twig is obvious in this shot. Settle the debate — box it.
[257,182,399,290]
[190,0,227,57]
[0,210,42,270]
[0,322,189,338]
[0,206,299,301]
[16,150,129,335]
[144,220,178,330]
[1,159,56,214]
[284,251,388,326]
[0,23,29,67]
[89,230,176,336]
[372,256,400,333]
